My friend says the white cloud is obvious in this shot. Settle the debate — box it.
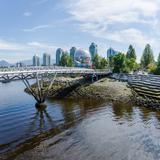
[23,25,52,32]
[0,39,61,62]
[0,39,58,52]
[0,40,25,51]
[27,41,57,50]
[68,0,159,22]
[66,0,160,54]
[23,12,32,17]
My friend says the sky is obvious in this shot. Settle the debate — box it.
[0,0,160,63]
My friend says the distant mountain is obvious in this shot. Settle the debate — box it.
[0,60,11,67]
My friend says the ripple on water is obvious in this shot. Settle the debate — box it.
[1,81,160,160]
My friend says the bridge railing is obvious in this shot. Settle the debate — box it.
[0,66,94,72]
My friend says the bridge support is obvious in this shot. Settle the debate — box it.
[21,72,57,109]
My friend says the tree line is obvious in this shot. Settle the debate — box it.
[59,44,160,74]
[110,44,160,74]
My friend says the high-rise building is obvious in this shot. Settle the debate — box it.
[107,47,118,59]
[16,62,24,67]
[33,54,40,66]
[89,42,98,61]
[43,53,51,66]
[56,48,64,65]
[70,47,77,61]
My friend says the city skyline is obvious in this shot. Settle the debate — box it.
[0,0,160,63]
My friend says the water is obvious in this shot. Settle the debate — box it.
[1,81,160,160]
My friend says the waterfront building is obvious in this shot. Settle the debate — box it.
[56,48,64,65]
[70,47,77,60]
[16,62,24,67]
[43,53,51,66]
[89,42,98,61]
[74,49,91,68]
[33,55,40,66]
[107,47,118,59]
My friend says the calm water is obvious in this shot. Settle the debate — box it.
[1,81,160,160]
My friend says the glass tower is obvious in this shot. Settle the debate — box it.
[56,48,64,65]
[70,47,77,61]
[33,54,40,66]
[43,53,51,66]
[89,42,98,61]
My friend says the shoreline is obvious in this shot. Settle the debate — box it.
[26,76,133,104]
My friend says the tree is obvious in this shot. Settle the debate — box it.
[148,63,156,74]
[60,52,68,66]
[125,58,136,72]
[154,53,160,74]
[92,54,108,69]
[141,44,154,68]
[92,54,100,69]
[67,56,74,67]
[60,52,74,67]
[157,53,160,67]
[100,57,108,69]
[126,45,136,60]
[108,55,114,68]
[113,53,125,73]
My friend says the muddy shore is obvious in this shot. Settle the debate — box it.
[27,77,133,103]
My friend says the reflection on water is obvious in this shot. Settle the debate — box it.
[1,81,160,160]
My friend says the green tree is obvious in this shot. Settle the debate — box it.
[125,58,136,72]
[148,63,157,74]
[126,45,136,60]
[67,56,74,67]
[60,52,68,66]
[92,54,100,69]
[60,52,74,67]
[92,54,108,69]
[108,55,114,68]
[113,53,125,73]
[157,53,160,67]
[141,44,154,68]
[100,57,108,69]
[154,53,160,74]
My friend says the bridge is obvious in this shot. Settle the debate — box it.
[0,67,111,106]
[0,66,111,83]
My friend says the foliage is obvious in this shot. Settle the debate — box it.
[134,63,140,71]
[141,44,154,68]
[100,57,108,69]
[67,56,74,67]
[92,54,108,69]
[154,53,160,74]
[126,45,136,60]
[60,52,74,67]
[113,53,125,73]
[124,58,135,72]
[108,55,114,68]
[112,52,139,73]
[92,54,100,69]
[148,63,157,74]
[157,53,160,67]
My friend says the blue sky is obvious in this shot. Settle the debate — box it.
[0,0,160,63]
